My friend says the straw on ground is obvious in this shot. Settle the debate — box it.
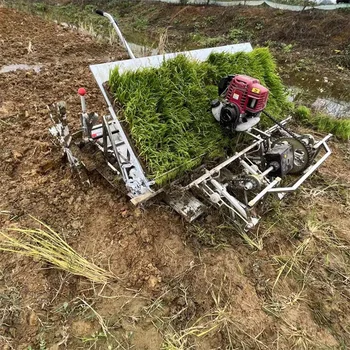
[0,216,114,283]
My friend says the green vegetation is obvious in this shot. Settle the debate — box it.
[228,28,252,43]
[295,105,350,141]
[109,48,289,184]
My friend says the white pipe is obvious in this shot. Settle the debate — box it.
[100,11,136,59]
[186,117,293,189]
[248,177,281,207]
[80,96,86,113]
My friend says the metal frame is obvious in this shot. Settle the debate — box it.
[86,113,154,197]
[185,118,332,228]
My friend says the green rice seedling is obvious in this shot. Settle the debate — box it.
[109,48,289,185]
[0,217,114,283]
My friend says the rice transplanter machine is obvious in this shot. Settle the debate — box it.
[49,10,332,229]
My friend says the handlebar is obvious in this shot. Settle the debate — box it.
[95,9,104,16]
[93,9,135,59]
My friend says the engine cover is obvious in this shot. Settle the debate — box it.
[213,75,270,133]
[219,75,269,115]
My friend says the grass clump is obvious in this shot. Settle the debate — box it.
[295,105,350,141]
[109,48,289,185]
[0,216,114,283]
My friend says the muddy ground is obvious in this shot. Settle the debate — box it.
[1,5,350,350]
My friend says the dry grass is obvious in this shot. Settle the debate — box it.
[158,28,168,55]
[273,237,312,289]
[268,208,350,345]
[263,282,307,316]
[155,279,268,349]
[0,216,114,283]
[273,213,350,291]
[263,296,327,350]
[0,284,21,328]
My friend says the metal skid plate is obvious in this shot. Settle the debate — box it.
[166,192,206,222]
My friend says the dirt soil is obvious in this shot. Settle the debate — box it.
[1,5,350,350]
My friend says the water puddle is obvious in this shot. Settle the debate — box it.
[312,98,350,119]
[286,86,303,103]
[0,64,42,74]
[284,71,350,118]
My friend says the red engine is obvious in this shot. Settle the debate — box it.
[224,75,269,114]
[212,75,270,132]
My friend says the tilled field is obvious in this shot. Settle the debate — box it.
[1,6,350,350]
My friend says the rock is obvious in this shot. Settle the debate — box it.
[134,208,142,218]
[28,310,39,326]
[12,150,23,160]
[147,275,159,289]
[20,198,31,207]
[71,220,82,230]
[121,209,129,218]
[176,296,186,307]
[70,320,95,337]
[18,345,29,350]
[140,228,152,243]
[9,327,16,337]
[205,215,213,223]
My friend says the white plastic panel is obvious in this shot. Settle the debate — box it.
[90,43,253,85]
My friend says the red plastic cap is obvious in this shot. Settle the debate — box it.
[78,88,86,96]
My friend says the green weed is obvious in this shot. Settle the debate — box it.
[27,338,47,350]
[295,105,350,141]
[227,28,252,43]
[133,18,148,31]
[33,2,46,12]
[282,43,294,53]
